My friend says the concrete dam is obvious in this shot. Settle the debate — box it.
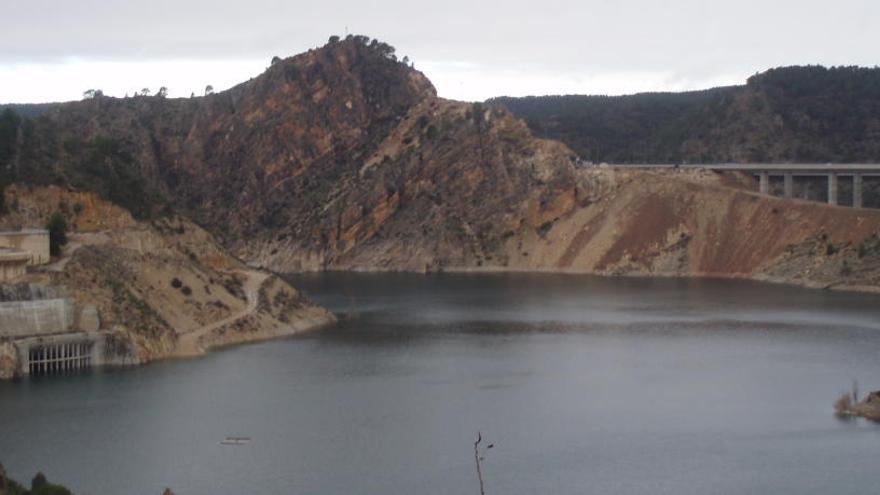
[0,229,137,379]
[0,284,133,378]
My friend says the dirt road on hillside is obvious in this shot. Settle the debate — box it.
[174,270,269,357]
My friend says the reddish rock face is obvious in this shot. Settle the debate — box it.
[13,37,580,272]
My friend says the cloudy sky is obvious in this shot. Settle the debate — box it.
[1,0,878,103]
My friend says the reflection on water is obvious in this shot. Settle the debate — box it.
[1,273,880,495]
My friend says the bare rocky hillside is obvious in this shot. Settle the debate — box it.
[1,187,334,369]
[1,36,879,292]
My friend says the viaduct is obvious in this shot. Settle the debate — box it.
[609,164,880,208]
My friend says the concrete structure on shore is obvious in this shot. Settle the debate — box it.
[0,249,30,282]
[609,164,880,208]
[0,230,135,378]
[13,332,118,377]
[0,289,129,377]
[0,229,50,265]
[0,298,75,337]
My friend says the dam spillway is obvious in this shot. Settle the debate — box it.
[27,340,94,376]
[12,331,114,377]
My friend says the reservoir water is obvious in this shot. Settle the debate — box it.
[2,273,880,494]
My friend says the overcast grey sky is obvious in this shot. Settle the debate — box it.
[1,0,878,103]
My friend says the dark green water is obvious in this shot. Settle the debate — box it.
[2,273,880,494]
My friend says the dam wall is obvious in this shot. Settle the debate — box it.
[0,298,74,338]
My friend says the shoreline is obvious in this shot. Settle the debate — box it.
[163,309,337,362]
[0,313,338,381]
[6,264,876,380]
[1,267,339,380]
[277,264,880,297]
[164,267,339,361]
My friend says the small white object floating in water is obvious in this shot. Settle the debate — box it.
[220,436,252,445]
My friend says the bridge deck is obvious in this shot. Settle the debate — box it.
[603,163,879,207]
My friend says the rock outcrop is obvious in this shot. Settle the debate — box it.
[835,390,880,421]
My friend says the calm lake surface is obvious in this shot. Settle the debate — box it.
[2,273,880,494]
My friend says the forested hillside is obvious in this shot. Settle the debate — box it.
[0,104,57,119]
[491,66,880,164]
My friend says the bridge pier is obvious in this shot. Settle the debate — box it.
[619,164,880,209]
[759,171,770,195]
[853,173,863,208]
[828,173,838,205]
[783,173,794,199]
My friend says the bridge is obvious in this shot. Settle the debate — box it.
[607,164,880,208]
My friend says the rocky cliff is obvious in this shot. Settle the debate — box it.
[1,36,879,292]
